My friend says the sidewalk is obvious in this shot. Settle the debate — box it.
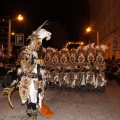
[0,81,120,120]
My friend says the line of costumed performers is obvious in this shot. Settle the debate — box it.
[43,43,108,90]
[3,21,108,120]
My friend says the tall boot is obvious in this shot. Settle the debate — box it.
[21,109,31,120]
[32,109,37,120]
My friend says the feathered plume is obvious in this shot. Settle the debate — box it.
[101,44,108,52]
[90,43,95,49]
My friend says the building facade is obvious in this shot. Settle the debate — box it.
[89,0,120,59]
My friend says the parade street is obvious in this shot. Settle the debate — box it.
[0,80,120,120]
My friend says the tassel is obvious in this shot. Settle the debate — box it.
[81,73,85,85]
[71,79,76,88]
[92,74,96,87]
[95,74,98,88]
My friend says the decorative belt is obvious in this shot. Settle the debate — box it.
[25,73,38,78]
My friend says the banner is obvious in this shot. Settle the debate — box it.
[15,33,24,46]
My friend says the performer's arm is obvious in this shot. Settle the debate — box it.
[37,64,42,81]
[11,67,24,88]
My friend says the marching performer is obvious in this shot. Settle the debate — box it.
[3,21,52,120]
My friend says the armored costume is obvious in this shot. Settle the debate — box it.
[94,45,108,88]
[3,21,52,120]
[43,43,108,90]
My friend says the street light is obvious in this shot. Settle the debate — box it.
[11,31,15,36]
[86,27,91,33]
[86,26,91,44]
[8,14,24,59]
[86,27,99,45]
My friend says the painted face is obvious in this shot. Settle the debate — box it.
[26,53,30,59]
[98,56,102,62]
[97,54,103,62]
[89,56,93,61]
[46,55,51,61]
[79,56,84,62]
[53,56,58,63]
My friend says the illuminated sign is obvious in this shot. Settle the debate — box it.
[15,33,24,46]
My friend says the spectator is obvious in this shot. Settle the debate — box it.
[7,66,17,82]
[115,64,120,85]
[0,61,8,87]
[111,62,118,81]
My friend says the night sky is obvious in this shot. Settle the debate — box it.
[0,0,90,49]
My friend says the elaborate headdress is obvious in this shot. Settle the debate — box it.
[16,20,52,71]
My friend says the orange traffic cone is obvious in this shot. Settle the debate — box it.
[39,102,55,118]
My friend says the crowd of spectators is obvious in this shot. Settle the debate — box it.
[105,58,120,85]
[0,59,17,88]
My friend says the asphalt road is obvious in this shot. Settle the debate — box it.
[0,80,120,120]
